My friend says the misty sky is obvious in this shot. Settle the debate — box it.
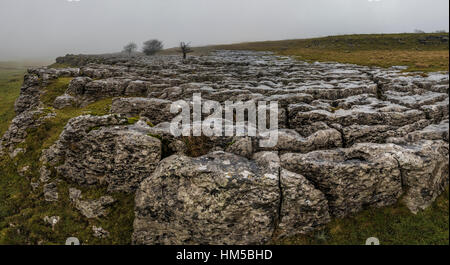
[0,0,448,60]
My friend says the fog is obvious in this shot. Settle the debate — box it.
[0,0,448,61]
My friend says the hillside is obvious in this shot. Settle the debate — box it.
[168,33,449,72]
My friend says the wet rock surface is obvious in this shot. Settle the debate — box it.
[1,50,449,244]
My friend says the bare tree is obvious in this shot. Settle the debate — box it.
[142,39,164,56]
[414,29,425,34]
[123,42,138,56]
[179,42,193,59]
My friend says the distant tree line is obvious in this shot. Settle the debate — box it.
[122,39,194,59]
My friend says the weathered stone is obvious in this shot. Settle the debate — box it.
[133,152,280,245]
[43,183,59,202]
[281,144,403,217]
[252,151,331,238]
[110,97,174,125]
[0,108,54,155]
[17,165,30,177]
[53,94,76,109]
[39,165,51,183]
[133,151,330,244]
[260,128,342,153]
[75,196,115,219]
[46,115,161,192]
[388,119,449,144]
[421,98,449,122]
[124,80,150,96]
[69,188,82,202]
[30,181,39,191]
[289,99,426,137]
[66,76,92,96]
[394,140,449,213]
[385,90,448,109]
[225,137,254,158]
[278,169,331,237]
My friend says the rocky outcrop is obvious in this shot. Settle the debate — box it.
[281,141,449,215]
[41,115,162,193]
[53,94,76,109]
[2,50,449,245]
[1,67,77,156]
[43,182,59,202]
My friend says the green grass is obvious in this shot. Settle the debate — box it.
[188,33,449,72]
[0,64,27,136]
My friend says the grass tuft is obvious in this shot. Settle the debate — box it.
[40,77,73,106]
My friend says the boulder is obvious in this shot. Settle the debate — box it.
[66,76,92,96]
[281,144,403,217]
[394,140,449,213]
[133,151,330,244]
[281,141,449,215]
[133,152,280,245]
[44,115,162,192]
[53,94,76,109]
[110,97,174,125]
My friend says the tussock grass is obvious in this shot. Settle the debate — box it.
[40,77,73,106]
